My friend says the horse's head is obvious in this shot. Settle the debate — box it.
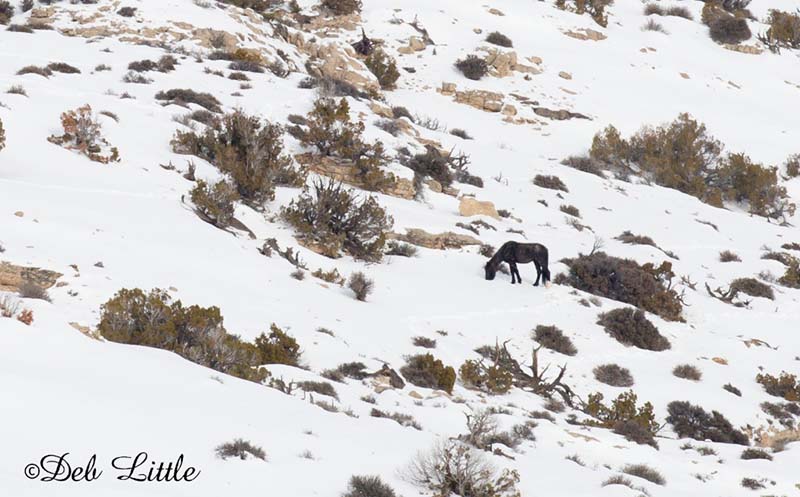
[484,261,496,280]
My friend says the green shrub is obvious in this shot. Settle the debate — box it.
[716,153,793,220]
[282,179,392,262]
[172,109,298,205]
[555,0,612,27]
[760,10,800,50]
[666,400,749,445]
[597,308,671,351]
[294,97,391,190]
[189,179,238,228]
[401,353,456,393]
[364,48,399,90]
[585,391,658,432]
[459,359,513,394]
[556,252,683,321]
[98,288,266,382]
[322,0,361,15]
[786,154,800,178]
[454,55,489,80]
[486,31,513,47]
[253,323,302,367]
[756,372,800,401]
[594,363,634,387]
[344,475,397,497]
[533,325,577,356]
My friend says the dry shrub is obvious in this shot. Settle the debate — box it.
[17,281,51,302]
[594,363,634,387]
[282,179,392,262]
[555,0,613,27]
[254,323,301,367]
[673,364,702,381]
[406,440,520,497]
[533,174,568,192]
[344,475,397,497]
[719,250,741,262]
[532,325,577,356]
[741,448,772,461]
[729,277,774,300]
[215,439,266,461]
[155,88,221,113]
[597,308,671,351]
[621,464,665,486]
[348,271,373,301]
[556,252,683,322]
[48,105,120,163]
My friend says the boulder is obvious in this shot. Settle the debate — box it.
[398,36,426,54]
[459,197,500,219]
[0,262,62,292]
[295,153,415,200]
[563,28,607,41]
[389,229,482,250]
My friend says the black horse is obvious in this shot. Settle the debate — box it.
[485,241,551,286]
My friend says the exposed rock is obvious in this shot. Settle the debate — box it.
[558,71,572,80]
[563,28,607,41]
[533,107,590,121]
[398,36,426,54]
[295,153,415,200]
[723,43,763,55]
[389,229,482,250]
[488,8,505,16]
[14,211,24,217]
[680,72,691,79]
[452,88,505,113]
[425,178,443,193]
[303,42,380,94]
[501,104,517,116]
[369,102,394,119]
[440,82,457,96]
[0,262,62,292]
[459,197,500,219]
[481,48,541,77]
[193,28,240,51]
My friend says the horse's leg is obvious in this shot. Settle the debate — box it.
[509,262,517,284]
[514,263,522,284]
[533,260,542,287]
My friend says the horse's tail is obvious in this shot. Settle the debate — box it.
[540,245,551,284]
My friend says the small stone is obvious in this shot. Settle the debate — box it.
[558,71,572,80]
[14,211,24,217]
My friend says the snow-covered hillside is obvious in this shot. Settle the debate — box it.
[1,0,799,496]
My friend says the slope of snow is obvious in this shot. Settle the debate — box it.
[1,1,799,496]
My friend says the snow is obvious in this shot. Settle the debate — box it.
[1,0,799,496]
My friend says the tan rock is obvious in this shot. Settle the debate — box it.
[425,178,443,193]
[439,82,457,96]
[558,71,572,80]
[680,72,690,79]
[369,102,394,119]
[723,43,763,55]
[459,197,500,219]
[501,104,517,116]
[308,44,380,94]
[488,8,505,16]
[398,36,426,54]
[563,28,607,41]
[389,229,481,250]
[453,89,505,113]
[533,107,590,121]
[14,211,23,217]
[711,357,728,365]
[0,262,62,292]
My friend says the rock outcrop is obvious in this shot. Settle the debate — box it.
[459,197,501,219]
[0,262,62,292]
[389,229,481,250]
